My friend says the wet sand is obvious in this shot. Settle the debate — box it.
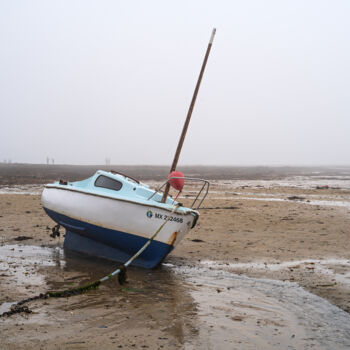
[1,165,350,349]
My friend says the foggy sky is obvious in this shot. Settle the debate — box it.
[0,1,349,166]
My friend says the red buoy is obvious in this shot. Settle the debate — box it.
[168,171,185,191]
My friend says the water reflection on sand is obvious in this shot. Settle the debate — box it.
[1,245,350,349]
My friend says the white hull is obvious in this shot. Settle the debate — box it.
[42,187,197,247]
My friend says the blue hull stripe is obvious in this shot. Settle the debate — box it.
[43,208,173,268]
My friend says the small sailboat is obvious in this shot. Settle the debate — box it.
[41,29,216,268]
[42,171,209,268]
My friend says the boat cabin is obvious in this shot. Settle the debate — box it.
[51,170,175,206]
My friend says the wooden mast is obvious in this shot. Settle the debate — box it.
[162,28,216,203]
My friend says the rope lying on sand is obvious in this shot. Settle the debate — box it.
[0,204,180,318]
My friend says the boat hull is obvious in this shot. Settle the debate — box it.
[42,187,197,268]
[44,208,174,268]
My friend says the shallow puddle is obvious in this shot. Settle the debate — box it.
[0,245,65,293]
[1,245,350,349]
[212,175,350,190]
[166,261,350,349]
[0,302,16,314]
[200,259,350,287]
[206,195,350,210]
[0,184,43,195]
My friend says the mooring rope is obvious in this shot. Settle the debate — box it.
[0,204,180,318]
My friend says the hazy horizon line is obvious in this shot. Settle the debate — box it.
[1,162,350,168]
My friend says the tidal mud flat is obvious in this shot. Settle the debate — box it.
[1,165,350,349]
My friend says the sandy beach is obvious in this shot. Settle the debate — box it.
[2,0,350,348]
[1,165,350,349]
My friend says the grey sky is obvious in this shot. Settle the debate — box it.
[0,1,349,165]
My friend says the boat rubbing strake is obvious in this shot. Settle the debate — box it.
[42,170,209,268]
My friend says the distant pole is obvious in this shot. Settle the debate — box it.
[162,28,216,203]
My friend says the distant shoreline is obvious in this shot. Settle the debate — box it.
[1,163,350,185]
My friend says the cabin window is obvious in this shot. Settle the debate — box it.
[94,175,122,191]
